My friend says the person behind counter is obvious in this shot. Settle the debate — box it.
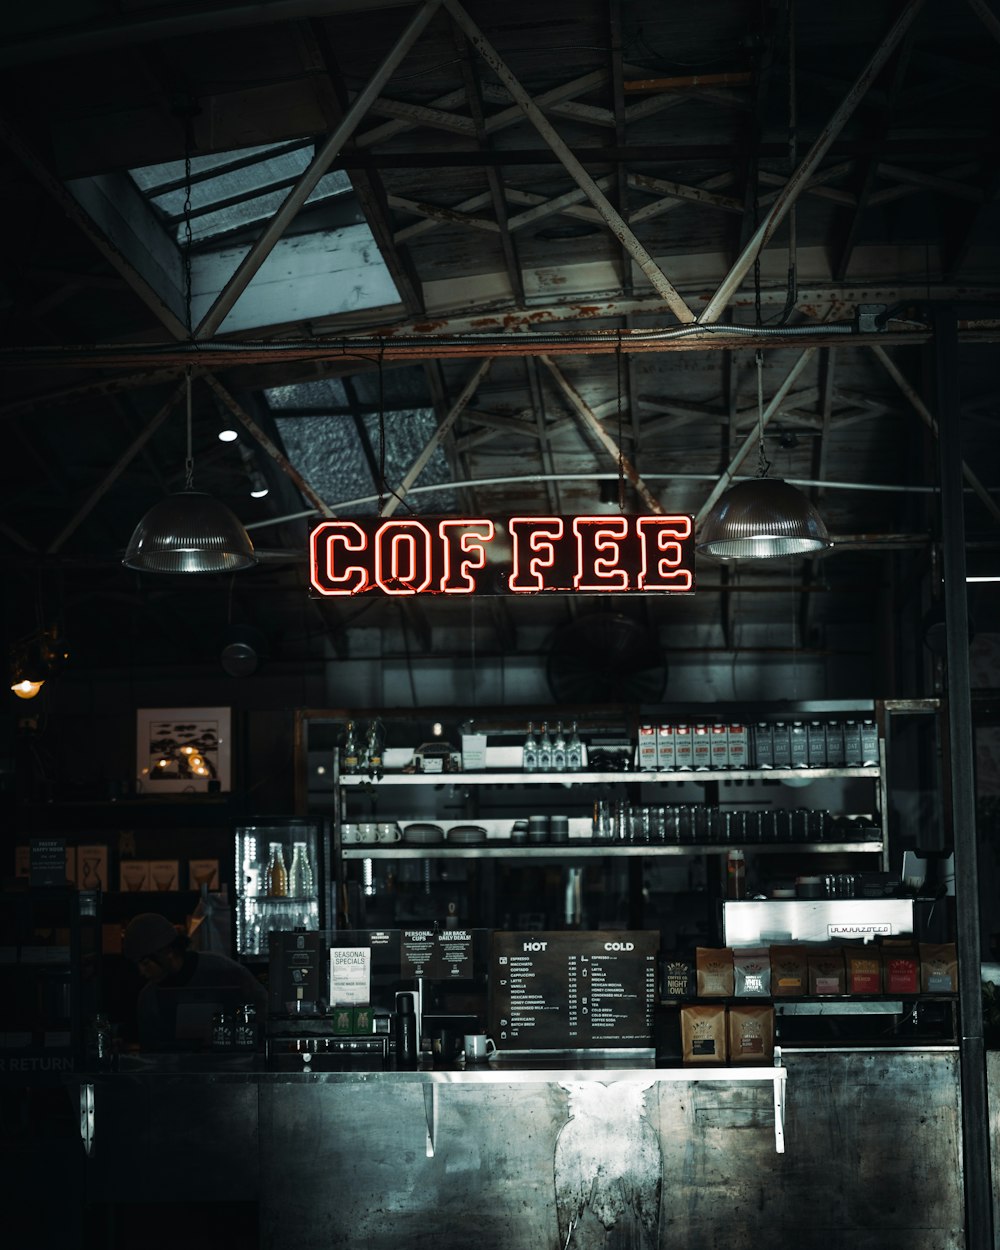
[123,912,267,1051]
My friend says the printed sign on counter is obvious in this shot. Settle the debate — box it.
[489,930,659,1052]
[401,929,474,980]
[329,946,371,1005]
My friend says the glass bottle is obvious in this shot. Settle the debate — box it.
[567,721,583,771]
[538,722,553,771]
[288,841,313,897]
[342,720,359,774]
[552,721,567,771]
[266,841,288,897]
[523,722,538,772]
[365,721,383,778]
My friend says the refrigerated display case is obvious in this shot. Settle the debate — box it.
[234,818,326,956]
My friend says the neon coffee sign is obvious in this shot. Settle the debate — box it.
[308,515,695,597]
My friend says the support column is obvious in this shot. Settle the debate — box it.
[934,303,993,1249]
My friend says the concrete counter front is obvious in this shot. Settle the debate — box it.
[74,1049,962,1249]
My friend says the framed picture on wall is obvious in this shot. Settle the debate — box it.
[136,707,232,795]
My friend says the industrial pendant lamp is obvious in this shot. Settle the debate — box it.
[123,371,257,573]
[122,112,255,575]
[696,352,830,561]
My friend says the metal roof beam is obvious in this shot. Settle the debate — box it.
[699,0,927,325]
[443,0,696,325]
[193,0,443,339]
[381,358,492,518]
[540,355,662,514]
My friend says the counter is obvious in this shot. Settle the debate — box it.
[67,1047,963,1249]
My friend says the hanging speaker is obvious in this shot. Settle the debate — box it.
[221,624,268,677]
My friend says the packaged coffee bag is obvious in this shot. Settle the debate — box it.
[769,945,807,997]
[845,945,882,994]
[661,952,696,1000]
[808,947,846,996]
[920,942,958,993]
[727,1005,775,1063]
[733,947,771,997]
[881,939,919,994]
[696,947,735,997]
[681,1004,728,1064]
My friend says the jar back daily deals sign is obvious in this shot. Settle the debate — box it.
[489,931,659,1052]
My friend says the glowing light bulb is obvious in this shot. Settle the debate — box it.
[11,678,44,699]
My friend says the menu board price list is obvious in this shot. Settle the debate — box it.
[491,932,659,1051]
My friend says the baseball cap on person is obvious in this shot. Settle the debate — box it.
[123,912,182,963]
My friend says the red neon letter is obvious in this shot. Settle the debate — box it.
[572,516,630,591]
[508,517,564,591]
[439,520,494,594]
[309,521,369,596]
[637,515,693,591]
[373,520,432,595]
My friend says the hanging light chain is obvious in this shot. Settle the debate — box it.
[616,334,626,513]
[755,349,771,479]
[184,367,195,490]
[182,116,195,340]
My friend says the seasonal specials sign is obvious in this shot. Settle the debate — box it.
[308,515,695,597]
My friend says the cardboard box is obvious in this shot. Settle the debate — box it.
[149,859,179,892]
[188,858,220,891]
[77,845,109,892]
[119,860,150,892]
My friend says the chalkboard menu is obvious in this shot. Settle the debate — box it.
[489,931,659,1051]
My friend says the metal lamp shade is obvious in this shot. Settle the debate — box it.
[123,490,257,573]
[696,478,831,560]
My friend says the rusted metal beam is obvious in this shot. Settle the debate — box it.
[503,186,606,227]
[540,354,662,514]
[394,190,494,244]
[757,163,857,208]
[388,194,500,233]
[629,172,742,214]
[381,358,492,518]
[867,160,978,207]
[303,18,428,317]
[443,0,696,324]
[876,162,984,203]
[366,96,475,136]
[194,0,443,339]
[699,0,927,325]
[452,22,524,307]
[623,72,752,93]
[505,177,616,232]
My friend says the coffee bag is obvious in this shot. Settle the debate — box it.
[733,947,771,997]
[681,1004,728,1064]
[728,1005,775,1063]
[696,947,734,997]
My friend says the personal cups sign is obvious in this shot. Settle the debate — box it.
[463,1033,496,1062]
